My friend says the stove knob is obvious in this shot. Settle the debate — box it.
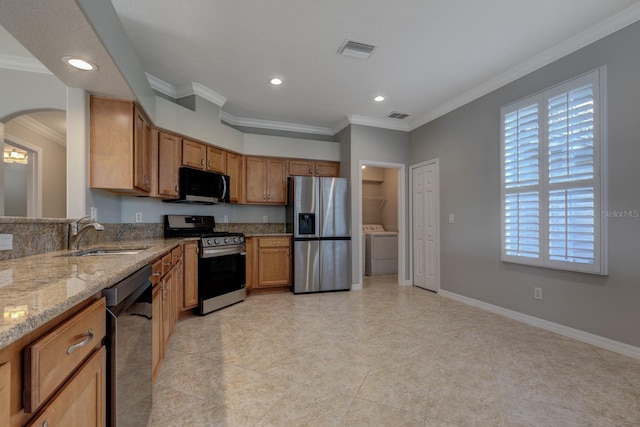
[233,237,239,243]
[224,238,229,244]
[214,239,220,245]
[206,239,212,246]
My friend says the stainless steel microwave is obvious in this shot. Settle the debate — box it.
[164,167,230,204]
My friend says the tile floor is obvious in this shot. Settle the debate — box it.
[147,275,640,426]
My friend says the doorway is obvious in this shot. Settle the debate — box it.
[359,161,406,287]
[410,159,440,292]
[3,140,39,217]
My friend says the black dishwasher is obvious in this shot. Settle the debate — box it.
[102,265,152,427]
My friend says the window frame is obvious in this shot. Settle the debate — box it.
[500,67,608,275]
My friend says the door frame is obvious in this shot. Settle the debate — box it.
[358,160,407,287]
[4,133,43,217]
[409,158,440,292]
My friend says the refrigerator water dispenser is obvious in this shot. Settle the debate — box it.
[298,213,315,234]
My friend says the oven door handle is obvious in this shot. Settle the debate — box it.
[201,246,246,257]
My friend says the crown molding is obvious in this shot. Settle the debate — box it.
[348,114,410,132]
[0,54,51,74]
[12,115,66,147]
[331,117,352,135]
[146,73,176,98]
[409,3,640,131]
[221,111,334,136]
[190,83,227,107]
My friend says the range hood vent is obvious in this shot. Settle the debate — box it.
[338,40,376,59]
[387,112,410,120]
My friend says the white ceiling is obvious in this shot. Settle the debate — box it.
[2,1,640,135]
[109,0,640,133]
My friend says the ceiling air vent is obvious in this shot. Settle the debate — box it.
[387,112,410,120]
[338,40,376,59]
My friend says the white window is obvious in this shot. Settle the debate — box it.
[500,68,607,274]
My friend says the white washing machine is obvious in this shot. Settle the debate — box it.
[363,224,398,276]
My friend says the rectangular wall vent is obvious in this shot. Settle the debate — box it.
[387,112,410,120]
[338,40,376,59]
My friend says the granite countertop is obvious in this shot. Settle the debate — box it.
[0,238,192,350]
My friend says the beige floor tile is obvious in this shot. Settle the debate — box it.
[147,276,640,426]
[341,398,425,426]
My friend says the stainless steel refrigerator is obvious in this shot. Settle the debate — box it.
[286,176,351,293]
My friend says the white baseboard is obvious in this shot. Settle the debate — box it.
[351,283,363,291]
[439,290,640,361]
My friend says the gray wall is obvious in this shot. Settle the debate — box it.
[409,21,640,347]
[4,162,27,216]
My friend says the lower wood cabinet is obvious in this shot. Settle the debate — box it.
[26,347,106,427]
[0,362,10,427]
[183,242,198,310]
[247,236,291,292]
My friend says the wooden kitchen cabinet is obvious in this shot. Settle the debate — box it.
[288,160,340,177]
[90,96,152,194]
[157,131,182,198]
[226,151,244,204]
[247,236,291,293]
[0,362,9,427]
[206,146,226,173]
[245,156,287,204]
[182,139,227,173]
[182,241,198,310]
[152,244,187,381]
[26,347,106,427]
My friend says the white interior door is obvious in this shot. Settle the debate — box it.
[412,161,439,291]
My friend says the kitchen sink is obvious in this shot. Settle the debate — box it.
[59,247,149,257]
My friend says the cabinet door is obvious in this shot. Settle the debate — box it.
[152,284,163,382]
[245,157,268,203]
[258,247,291,287]
[182,139,206,169]
[0,362,9,427]
[315,161,339,177]
[266,158,287,204]
[226,152,244,204]
[158,132,182,197]
[183,242,198,310]
[206,146,226,173]
[288,160,313,176]
[133,107,152,193]
[161,272,173,350]
[26,347,106,427]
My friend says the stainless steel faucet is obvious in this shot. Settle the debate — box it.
[68,216,105,251]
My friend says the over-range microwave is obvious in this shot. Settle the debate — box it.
[164,167,230,204]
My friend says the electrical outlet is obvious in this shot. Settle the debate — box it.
[90,207,98,221]
[448,213,455,224]
[0,234,13,251]
[534,287,543,300]
[135,212,143,223]
[223,215,229,223]
[263,215,268,223]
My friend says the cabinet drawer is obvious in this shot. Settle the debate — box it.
[258,237,290,248]
[24,298,106,413]
[150,259,163,285]
[161,253,172,276]
[171,245,183,264]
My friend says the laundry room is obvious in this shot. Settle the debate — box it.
[361,165,399,277]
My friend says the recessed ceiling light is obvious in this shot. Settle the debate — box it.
[374,96,385,102]
[270,77,283,85]
[62,56,97,71]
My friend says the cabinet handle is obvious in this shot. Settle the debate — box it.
[271,241,279,245]
[208,160,211,168]
[43,421,49,427]
[152,272,162,277]
[175,184,179,193]
[309,167,312,174]
[67,329,94,354]
[201,159,205,166]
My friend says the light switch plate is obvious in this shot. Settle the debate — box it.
[0,234,13,251]
[448,214,455,224]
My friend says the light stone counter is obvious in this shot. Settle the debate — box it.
[0,238,192,349]
[245,233,293,237]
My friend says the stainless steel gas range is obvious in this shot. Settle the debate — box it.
[164,215,246,315]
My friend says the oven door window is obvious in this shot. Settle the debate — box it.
[198,253,246,299]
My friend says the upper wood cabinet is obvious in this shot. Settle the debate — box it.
[288,159,340,177]
[206,146,226,173]
[90,96,152,194]
[245,156,287,205]
[182,138,207,169]
[182,139,226,173]
[157,132,182,198]
[226,152,244,204]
